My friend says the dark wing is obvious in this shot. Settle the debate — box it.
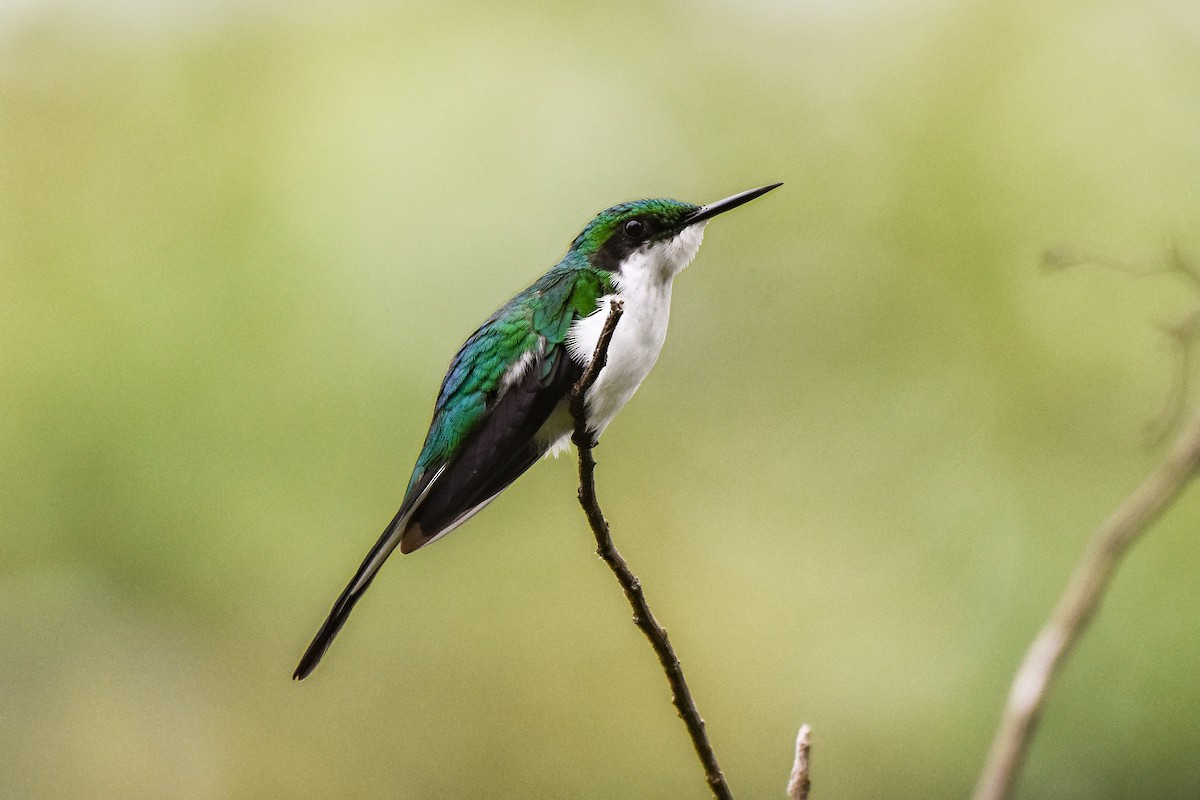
[293,339,581,680]
[400,345,580,549]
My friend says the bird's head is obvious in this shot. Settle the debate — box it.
[568,183,782,285]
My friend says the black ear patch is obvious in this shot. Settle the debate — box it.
[593,214,659,272]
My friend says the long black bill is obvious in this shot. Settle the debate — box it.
[682,182,783,227]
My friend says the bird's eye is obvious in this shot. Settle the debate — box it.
[623,219,646,241]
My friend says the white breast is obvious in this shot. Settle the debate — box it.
[558,222,707,443]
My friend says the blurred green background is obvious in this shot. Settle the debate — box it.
[4,0,1200,797]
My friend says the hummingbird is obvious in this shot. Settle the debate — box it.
[294,182,782,680]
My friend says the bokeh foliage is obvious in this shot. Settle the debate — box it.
[3,1,1200,797]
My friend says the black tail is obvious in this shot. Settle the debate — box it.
[292,509,409,680]
[293,344,577,679]
[293,578,372,680]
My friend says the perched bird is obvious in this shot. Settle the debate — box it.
[294,183,782,679]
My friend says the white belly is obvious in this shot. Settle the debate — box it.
[568,286,672,431]
[535,289,671,457]
[537,222,705,455]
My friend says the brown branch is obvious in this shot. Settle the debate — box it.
[973,407,1200,800]
[569,298,734,800]
[786,725,812,800]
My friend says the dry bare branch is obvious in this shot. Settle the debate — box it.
[973,407,1200,800]
[569,299,734,800]
[786,725,812,800]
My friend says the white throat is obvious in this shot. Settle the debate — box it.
[551,222,707,446]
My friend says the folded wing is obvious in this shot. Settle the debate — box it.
[293,325,581,680]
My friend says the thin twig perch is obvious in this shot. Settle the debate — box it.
[973,407,1200,800]
[786,725,812,800]
[569,298,734,800]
